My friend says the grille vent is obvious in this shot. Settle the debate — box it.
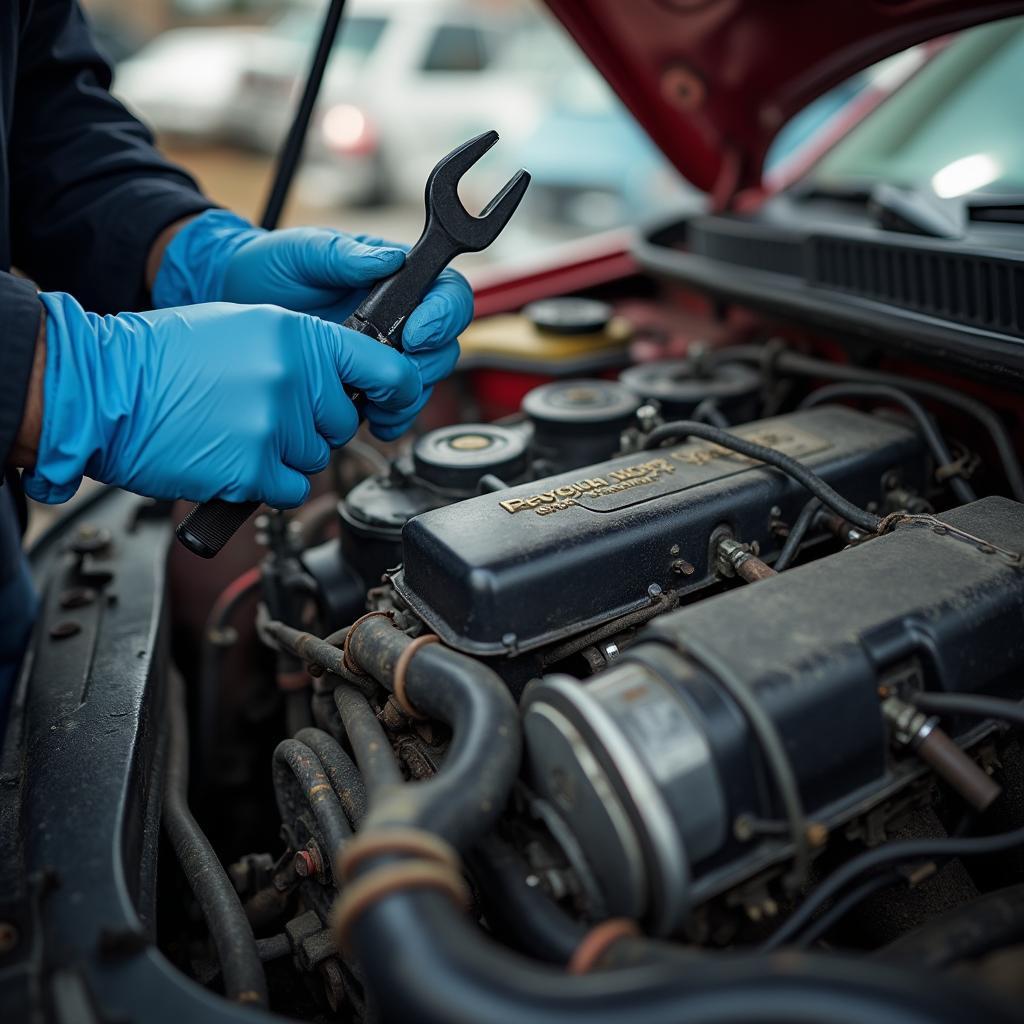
[809,237,1024,337]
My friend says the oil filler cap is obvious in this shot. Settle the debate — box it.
[524,297,613,335]
[413,424,529,492]
[619,359,761,422]
[523,379,640,430]
[522,379,640,472]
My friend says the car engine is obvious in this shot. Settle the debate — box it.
[5,295,1024,1024]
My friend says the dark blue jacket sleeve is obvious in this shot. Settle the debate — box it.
[8,0,216,315]
[0,274,42,467]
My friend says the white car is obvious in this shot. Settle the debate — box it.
[226,0,551,207]
[112,26,261,142]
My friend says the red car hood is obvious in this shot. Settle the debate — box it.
[544,0,1024,204]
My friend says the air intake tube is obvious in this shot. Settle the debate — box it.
[265,616,1016,1024]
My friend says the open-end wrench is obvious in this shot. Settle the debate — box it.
[176,130,530,558]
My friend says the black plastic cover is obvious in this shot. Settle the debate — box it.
[392,406,926,656]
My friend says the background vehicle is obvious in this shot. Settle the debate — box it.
[228,0,538,207]
[6,3,1024,1024]
[114,26,263,142]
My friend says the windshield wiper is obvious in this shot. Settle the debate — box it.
[793,179,1024,236]
[866,182,964,239]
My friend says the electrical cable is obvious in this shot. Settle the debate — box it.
[910,691,1024,729]
[691,397,731,429]
[760,822,1024,951]
[327,614,1016,1023]
[679,637,811,889]
[164,671,268,1006]
[792,871,903,949]
[642,420,881,533]
[773,497,822,572]
[798,384,977,504]
[704,345,1024,501]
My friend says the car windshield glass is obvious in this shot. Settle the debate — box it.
[811,16,1024,198]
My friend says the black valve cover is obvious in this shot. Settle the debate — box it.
[391,406,927,656]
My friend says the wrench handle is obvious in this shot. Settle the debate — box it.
[177,498,262,559]
[174,245,441,557]
[175,132,486,559]
[352,228,460,347]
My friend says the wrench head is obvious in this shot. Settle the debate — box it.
[426,130,531,252]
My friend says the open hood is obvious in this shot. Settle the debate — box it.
[544,0,1024,204]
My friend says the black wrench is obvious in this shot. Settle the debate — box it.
[176,130,530,558]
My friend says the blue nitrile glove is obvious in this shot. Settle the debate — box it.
[152,210,472,438]
[23,292,422,508]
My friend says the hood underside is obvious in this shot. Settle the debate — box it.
[544,0,1024,202]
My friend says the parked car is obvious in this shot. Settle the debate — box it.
[112,25,262,142]
[226,0,544,207]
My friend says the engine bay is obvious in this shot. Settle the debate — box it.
[5,265,1024,1023]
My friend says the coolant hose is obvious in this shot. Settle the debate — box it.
[333,619,1015,1024]
[345,616,521,847]
[348,888,1015,1024]
[164,671,268,1006]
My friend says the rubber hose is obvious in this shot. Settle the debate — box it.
[642,420,881,533]
[798,384,976,504]
[294,726,368,826]
[332,685,404,794]
[773,497,823,571]
[345,617,521,849]
[350,888,1016,1024]
[164,671,267,1006]
[706,346,1024,501]
[272,739,352,875]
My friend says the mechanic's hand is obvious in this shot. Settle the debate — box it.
[22,293,422,508]
[152,210,472,438]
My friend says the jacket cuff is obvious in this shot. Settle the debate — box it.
[151,209,263,308]
[0,274,43,467]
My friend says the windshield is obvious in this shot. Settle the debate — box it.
[812,16,1024,198]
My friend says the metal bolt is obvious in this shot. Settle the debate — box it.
[647,583,663,599]
[0,922,18,954]
[671,559,695,576]
[49,620,81,640]
[293,849,318,879]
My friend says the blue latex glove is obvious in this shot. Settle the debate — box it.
[23,292,423,508]
[153,210,472,438]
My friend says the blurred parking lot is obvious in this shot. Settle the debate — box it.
[84,0,696,274]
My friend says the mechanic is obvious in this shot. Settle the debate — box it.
[0,2,472,722]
